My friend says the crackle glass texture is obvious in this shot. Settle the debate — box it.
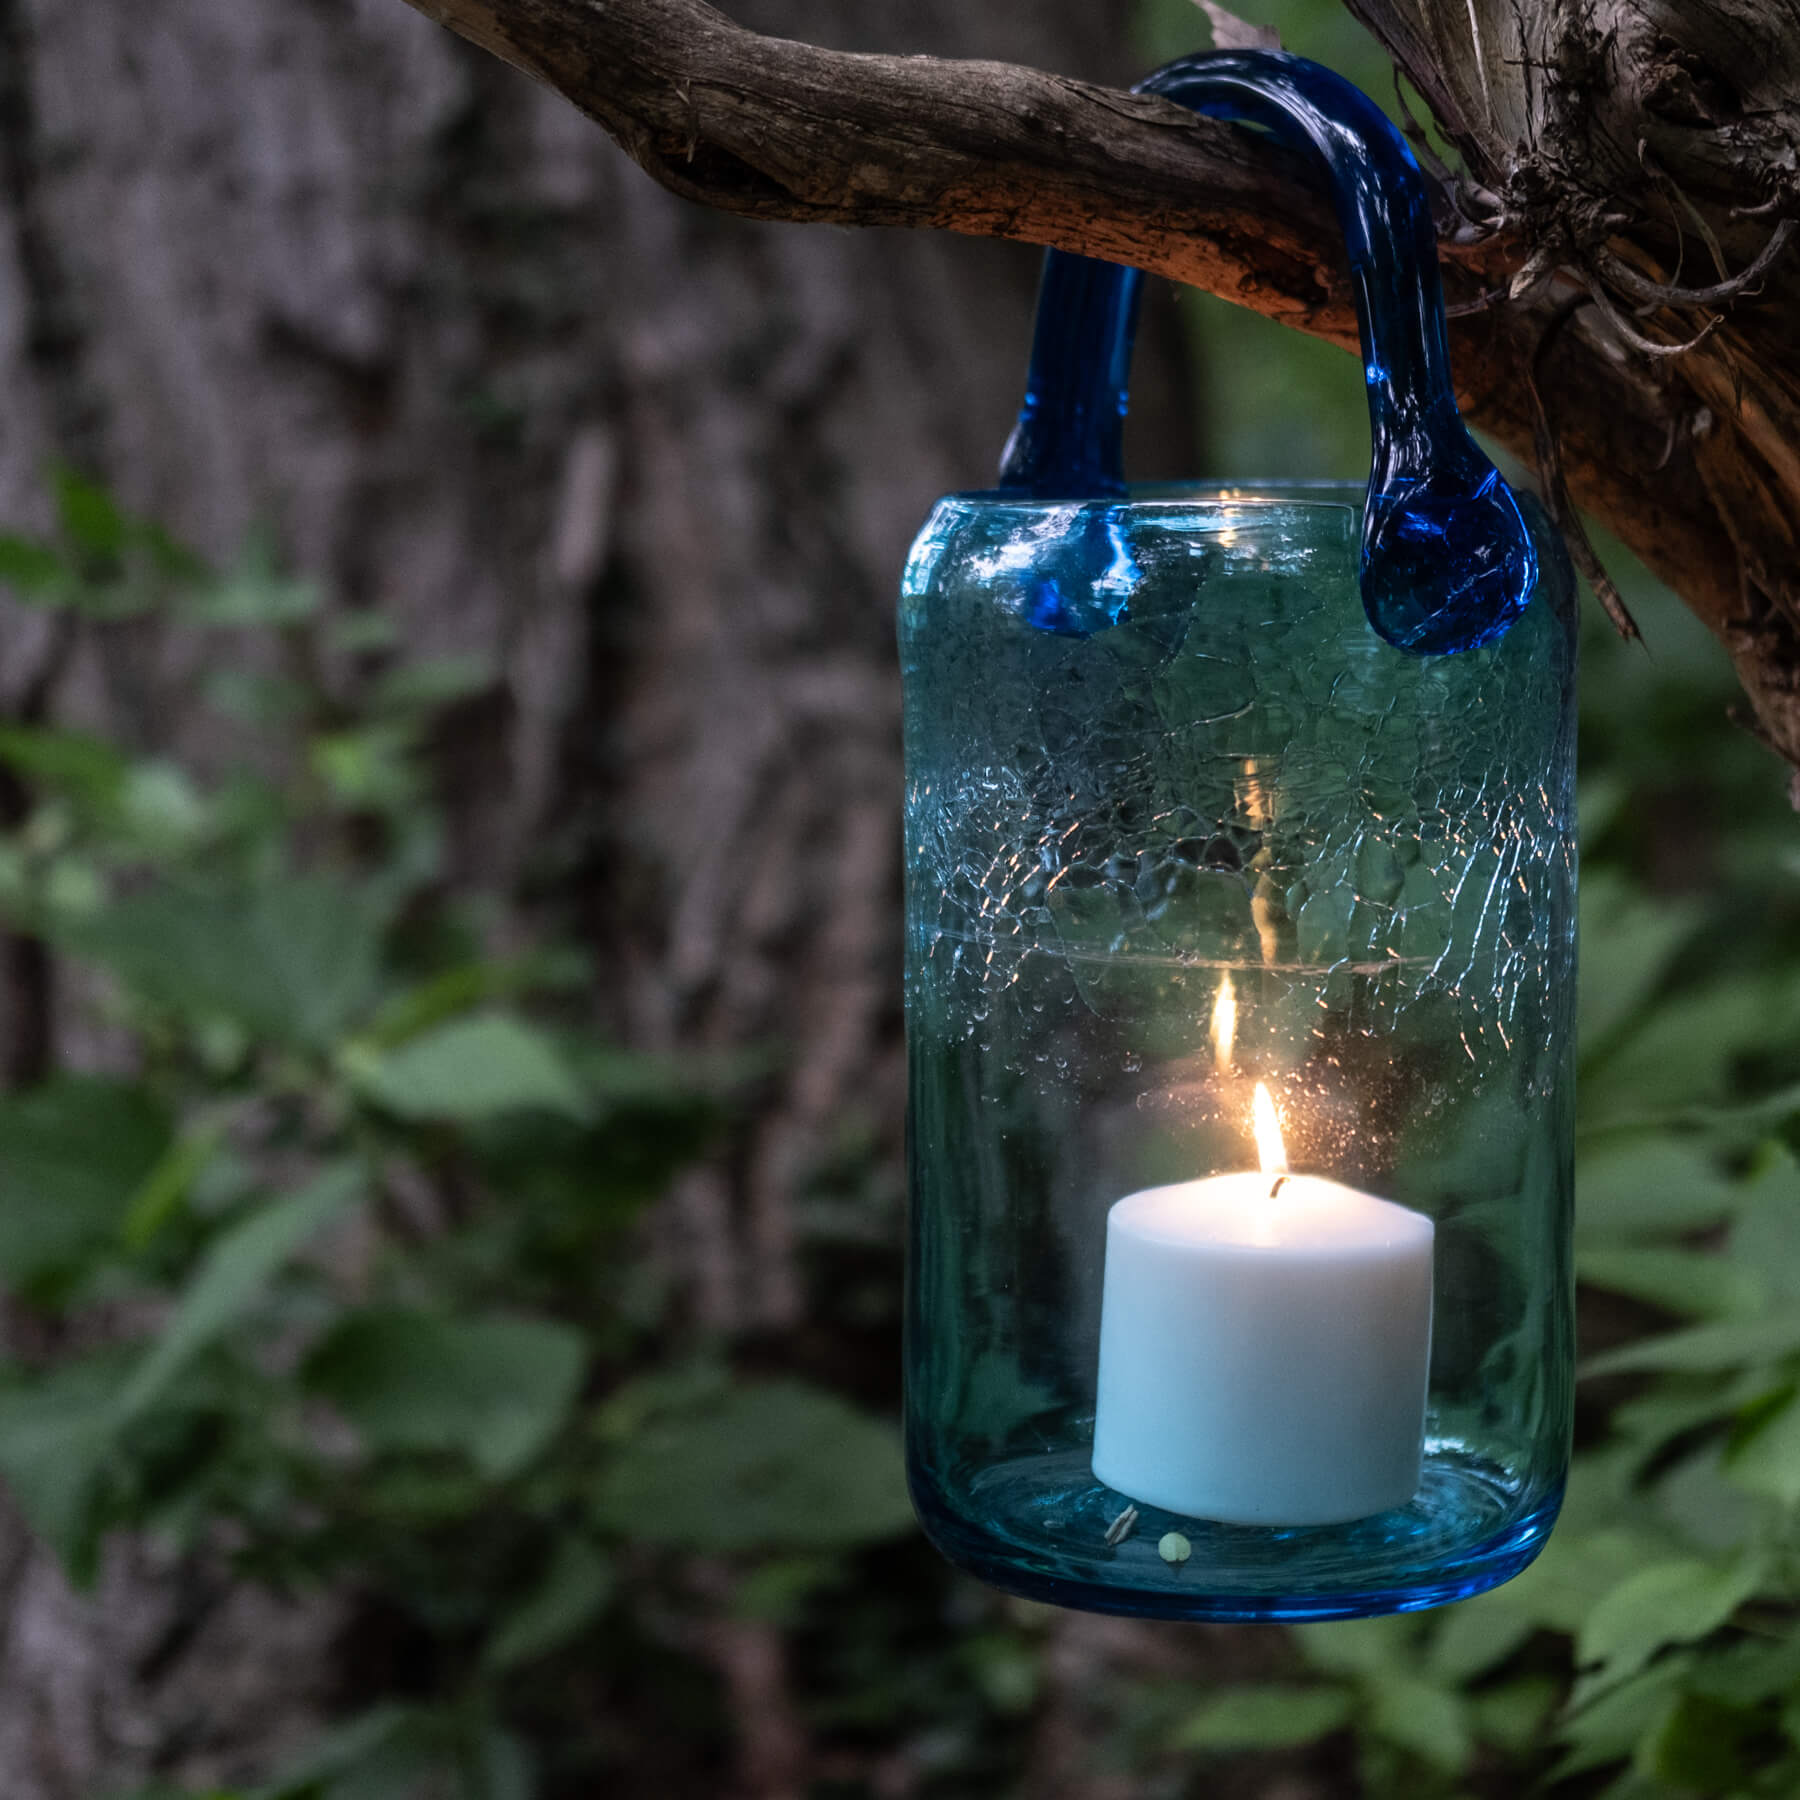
[900,486,1578,1620]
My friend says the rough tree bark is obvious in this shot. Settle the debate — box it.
[0,2,1197,1793]
[401,0,1800,788]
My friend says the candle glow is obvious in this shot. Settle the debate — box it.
[1211,973,1237,1076]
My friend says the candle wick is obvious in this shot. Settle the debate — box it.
[1268,1174,1288,1200]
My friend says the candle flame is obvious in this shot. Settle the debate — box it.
[1252,1082,1288,1180]
[1210,972,1236,1074]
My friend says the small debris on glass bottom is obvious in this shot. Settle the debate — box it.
[1158,1531,1192,1565]
[1103,1504,1139,1546]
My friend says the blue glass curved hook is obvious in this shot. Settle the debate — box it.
[997,51,1534,656]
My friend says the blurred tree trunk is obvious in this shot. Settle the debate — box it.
[0,0,1195,1791]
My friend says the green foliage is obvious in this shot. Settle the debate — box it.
[483,1535,615,1674]
[1578,1557,1766,1693]
[1169,1684,1356,1751]
[0,1078,170,1296]
[590,1374,913,1552]
[303,1309,586,1479]
[0,487,934,1798]
[71,878,386,1051]
[249,1704,533,1800]
[348,1014,590,1123]
[113,1162,366,1427]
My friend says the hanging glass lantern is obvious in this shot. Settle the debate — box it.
[899,51,1577,1621]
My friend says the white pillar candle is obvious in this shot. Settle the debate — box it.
[1091,1088,1433,1527]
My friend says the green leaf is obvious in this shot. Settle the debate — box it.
[371,654,495,714]
[1575,1137,1740,1247]
[1688,1627,1800,1708]
[113,1162,363,1425]
[203,669,310,728]
[1728,1148,1800,1304]
[42,853,102,923]
[1425,1596,1537,1686]
[1640,1689,1764,1792]
[0,532,68,599]
[1367,1674,1473,1773]
[592,1362,729,1442]
[1579,773,1631,847]
[349,1013,589,1123]
[105,1788,247,1800]
[1582,1313,1800,1379]
[363,964,510,1049]
[0,1077,171,1293]
[1615,1380,1759,1464]
[185,530,319,626]
[303,1309,586,1479]
[1587,977,1783,1122]
[118,762,211,855]
[1554,1661,1689,1781]
[254,1703,414,1799]
[961,1631,1040,1716]
[1747,1755,1800,1800]
[322,611,400,655]
[1294,1616,1416,1678]
[471,1726,534,1800]
[353,1463,489,1528]
[1727,1387,1800,1508]
[1168,1684,1354,1752]
[0,724,128,821]
[1578,871,1698,1053]
[53,467,129,558]
[732,1555,838,1626]
[0,1350,130,1575]
[73,877,384,1050]
[1556,1445,1645,1530]
[1578,1556,1761,1688]
[310,723,420,813]
[120,1127,220,1251]
[1577,1246,1764,1320]
[1653,1445,1758,1553]
[1467,1521,1675,1643]
[590,1378,914,1553]
[1470,1676,1558,1754]
[1658,1082,1800,1146]
[483,1534,614,1672]
[223,876,383,1046]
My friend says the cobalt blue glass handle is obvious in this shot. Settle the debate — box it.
[997,50,1535,656]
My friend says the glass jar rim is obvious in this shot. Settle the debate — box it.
[942,480,1361,518]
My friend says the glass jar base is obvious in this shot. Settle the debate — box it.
[910,1440,1561,1621]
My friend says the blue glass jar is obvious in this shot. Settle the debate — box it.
[898,52,1578,1621]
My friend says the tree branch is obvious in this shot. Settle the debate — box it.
[399,0,1800,771]
[403,0,1396,336]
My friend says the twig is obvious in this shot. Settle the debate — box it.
[1528,295,1640,641]
[1582,275,1721,362]
[1444,283,1511,317]
[1593,220,1796,312]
